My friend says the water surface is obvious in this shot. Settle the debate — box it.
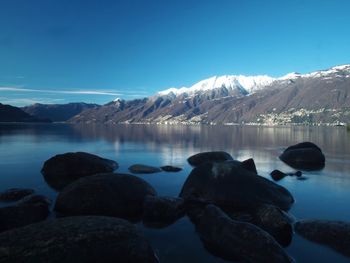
[0,123,350,263]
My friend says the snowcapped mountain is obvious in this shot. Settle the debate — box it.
[157,64,350,98]
[69,64,350,125]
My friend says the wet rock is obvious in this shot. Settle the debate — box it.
[128,164,161,174]
[297,177,308,181]
[187,151,233,166]
[279,142,325,171]
[295,219,350,258]
[143,196,185,228]
[16,194,51,206]
[55,173,157,220]
[42,152,118,191]
[0,188,34,201]
[241,158,258,174]
[270,170,287,181]
[251,204,294,247]
[0,216,159,263]
[196,205,294,263]
[180,161,294,211]
[160,165,182,172]
[295,171,302,177]
[0,194,51,233]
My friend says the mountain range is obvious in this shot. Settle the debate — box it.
[68,64,350,125]
[0,103,51,123]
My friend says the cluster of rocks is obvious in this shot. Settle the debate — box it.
[0,143,349,262]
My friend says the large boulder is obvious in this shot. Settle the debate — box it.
[0,194,51,232]
[295,219,350,258]
[180,161,294,211]
[41,152,118,190]
[55,173,157,220]
[0,216,158,263]
[0,188,34,201]
[143,196,185,228]
[279,142,325,170]
[196,205,293,263]
[128,164,161,174]
[187,151,233,166]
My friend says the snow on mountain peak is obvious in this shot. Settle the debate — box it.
[158,75,276,97]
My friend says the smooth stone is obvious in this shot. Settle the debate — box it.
[128,164,162,174]
[0,188,34,201]
[196,205,294,263]
[0,216,159,263]
[241,158,258,174]
[42,152,118,191]
[55,173,157,220]
[270,170,287,181]
[0,194,51,233]
[187,151,233,166]
[295,219,350,258]
[143,196,185,228]
[279,142,325,171]
[160,165,182,172]
[180,161,294,211]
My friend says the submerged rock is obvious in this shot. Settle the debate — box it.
[180,161,294,211]
[128,164,161,174]
[0,194,51,232]
[187,151,233,166]
[42,152,118,191]
[143,196,185,228]
[295,219,350,258]
[279,142,325,171]
[196,205,294,263]
[0,216,159,263]
[0,188,34,201]
[55,173,157,220]
[160,165,182,172]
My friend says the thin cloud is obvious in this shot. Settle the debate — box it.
[0,86,122,96]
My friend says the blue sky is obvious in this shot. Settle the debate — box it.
[1,0,350,106]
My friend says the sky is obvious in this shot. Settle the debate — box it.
[0,0,350,106]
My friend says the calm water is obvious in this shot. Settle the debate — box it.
[1,123,350,263]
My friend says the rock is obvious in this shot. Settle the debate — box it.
[128,164,161,174]
[295,219,350,258]
[196,205,294,263]
[0,188,34,201]
[0,194,50,233]
[143,196,185,228]
[187,151,233,166]
[42,152,118,191]
[295,171,302,177]
[297,177,308,181]
[160,165,182,172]
[16,194,51,206]
[270,170,287,181]
[279,142,325,170]
[0,216,159,263]
[241,158,258,174]
[55,173,157,220]
[180,161,294,211]
[251,204,294,247]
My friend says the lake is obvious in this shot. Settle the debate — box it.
[0,123,350,263]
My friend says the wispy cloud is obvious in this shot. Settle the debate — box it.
[0,86,122,96]
[0,97,66,106]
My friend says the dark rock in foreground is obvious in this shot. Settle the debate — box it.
[143,196,185,228]
[0,188,34,201]
[0,216,158,263]
[279,142,325,171]
[295,219,350,258]
[196,205,294,263]
[180,161,294,211]
[128,164,161,174]
[0,194,51,233]
[42,152,118,191]
[55,173,157,220]
[160,165,182,172]
[187,151,233,166]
